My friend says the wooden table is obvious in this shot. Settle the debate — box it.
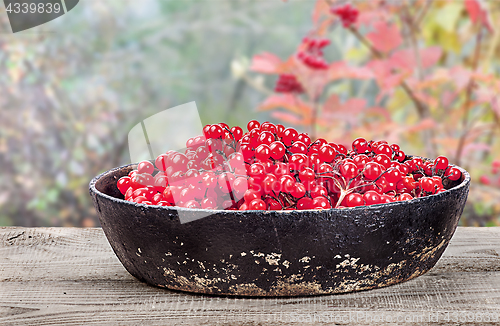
[1,227,499,325]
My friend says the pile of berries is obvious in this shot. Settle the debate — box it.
[331,4,359,28]
[116,120,463,211]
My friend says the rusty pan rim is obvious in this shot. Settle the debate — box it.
[89,159,470,216]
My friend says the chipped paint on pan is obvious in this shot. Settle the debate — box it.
[89,161,470,297]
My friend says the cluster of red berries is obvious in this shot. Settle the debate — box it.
[297,38,330,70]
[479,161,500,187]
[275,74,304,93]
[116,120,463,211]
[331,4,359,28]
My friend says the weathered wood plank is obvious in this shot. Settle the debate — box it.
[1,227,499,325]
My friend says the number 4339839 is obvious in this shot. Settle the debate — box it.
[6,2,61,14]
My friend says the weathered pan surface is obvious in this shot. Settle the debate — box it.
[89,163,469,297]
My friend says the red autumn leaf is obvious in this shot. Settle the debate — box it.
[323,95,366,125]
[323,94,341,112]
[492,96,500,117]
[329,61,373,81]
[356,8,388,28]
[257,94,313,117]
[449,66,472,91]
[407,118,437,133]
[389,47,442,71]
[312,0,330,25]
[441,90,457,108]
[316,17,336,36]
[271,111,306,125]
[365,107,391,121]
[462,143,490,158]
[465,0,493,32]
[366,59,391,78]
[250,52,286,74]
[366,21,402,54]
[366,59,408,99]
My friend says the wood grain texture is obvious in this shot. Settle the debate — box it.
[1,227,500,325]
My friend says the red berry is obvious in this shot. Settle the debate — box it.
[255,144,271,161]
[446,167,461,181]
[299,167,316,183]
[318,144,336,162]
[260,122,277,134]
[218,173,235,194]
[163,186,180,204]
[137,161,154,174]
[257,131,275,146]
[353,154,369,170]
[124,187,134,200]
[374,154,392,169]
[232,177,248,198]
[385,168,402,184]
[310,185,328,198]
[133,196,149,204]
[262,174,279,194]
[340,162,358,179]
[247,120,260,131]
[269,141,286,160]
[218,122,229,130]
[248,199,266,210]
[290,183,306,198]
[363,162,383,180]
[152,193,165,205]
[352,138,368,153]
[117,176,131,195]
[229,126,243,141]
[312,196,331,209]
[290,141,307,154]
[266,198,282,210]
[279,175,295,193]
[308,153,323,171]
[374,144,392,157]
[394,151,406,162]
[244,189,260,203]
[289,154,308,171]
[297,133,312,146]
[281,128,298,146]
[153,175,168,193]
[208,124,224,139]
[398,193,414,201]
[132,173,154,187]
[363,190,381,206]
[420,177,436,193]
[297,197,313,210]
[155,154,169,172]
[337,144,348,155]
[345,193,364,207]
[184,200,201,209]
[249,163,266,181]
[434,156,449,170]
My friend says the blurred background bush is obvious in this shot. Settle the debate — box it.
[0,0,498,227]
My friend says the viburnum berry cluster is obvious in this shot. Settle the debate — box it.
[479,161,500,187]
[275,74,304,94]
[330,3,359,28]
[116,120,463,211]
[297,38,330,70]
